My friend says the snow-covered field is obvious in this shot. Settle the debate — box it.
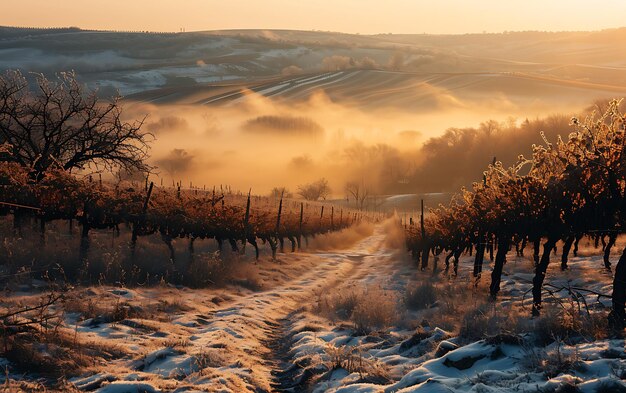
[2,222,626,392]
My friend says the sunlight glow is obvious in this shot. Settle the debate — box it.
[3,0,626,34]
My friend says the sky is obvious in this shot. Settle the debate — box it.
[3,0,626,34]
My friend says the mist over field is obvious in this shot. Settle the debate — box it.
[3,27,626,196]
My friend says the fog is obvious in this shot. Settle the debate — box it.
[123,89,608,197]
[3,27,626,198]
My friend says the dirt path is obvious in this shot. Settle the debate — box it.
[63,225,626,393]
[66,224,411,392]
[186,224,395,392]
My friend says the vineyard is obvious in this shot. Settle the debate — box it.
[0,162,369,286]
[3,41,626,390]
[406,99,626,331]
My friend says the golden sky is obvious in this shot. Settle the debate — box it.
[3,0,626,34]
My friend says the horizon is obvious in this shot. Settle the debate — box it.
[3,24,626,36]
[4,0,626,35]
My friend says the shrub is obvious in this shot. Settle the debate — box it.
[323,344,391,383]
[458,303,523,342]
[351,288,399,334]
[533,306,607,346]
[521,339,583,379]
[316,286,399,334]
[404,281,438,310]
[184,251,226,288]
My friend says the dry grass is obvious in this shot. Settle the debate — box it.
[521,338,584,379]
[352,289,399,334]
[315,286,399,334]
[403,268,609,347]
[230,262,264,291]
[0,219,267,289]
[322,343,391,384]
[532,306,608,345]
[63,295,145,324]
[183,251,229,288]
[4,328,126,380]
[404,281,438,310]
[193,349,227,374]
[305,222,374,251]
[458,303,525,342]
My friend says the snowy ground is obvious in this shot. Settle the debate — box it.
[2,223,626,392]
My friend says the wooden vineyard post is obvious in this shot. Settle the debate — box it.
[271,191,283,260]
[242,189,251,253]
[330,206,334,231]
[609,247,626,332]
[297,202,303,250]
[131,182,153,258]
[420,199,429,270]
[473,173,488,279]
[78,200,91,272]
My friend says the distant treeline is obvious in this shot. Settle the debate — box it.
[0,25,178,39]
[406,100,626,193]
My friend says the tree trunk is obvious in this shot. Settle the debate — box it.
[161,233,176,265]
[561,236,575,271]
[420,199,428,270]
[453,248,462,276]
[533,238,541,266]
[188,237,195,267]
[573,234,582,257]
[604,233,617,271]
[269,238,278,260]
[420,243,429,271]
[444,250,454,272]
[532,237,557,316]
[473,233,485,278]
[489,236,510,299]
[411,248,419,263]
[608,247,626,333]
[247,236,260,261]
[296,235,302,250]
[79,222,90,270]
[288,235,296,252]
[132,182,152,259]
[297,203,303,250]
[229,238,239,252]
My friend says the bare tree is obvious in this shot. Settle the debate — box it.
[269,186,293,199]
[297,178,330,201]
[0,70,152,179]
[345,180,369,210]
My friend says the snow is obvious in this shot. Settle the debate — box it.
[97,382,161,393]
[3,223,626,392]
